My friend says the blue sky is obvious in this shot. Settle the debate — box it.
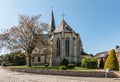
[0,0,120,55]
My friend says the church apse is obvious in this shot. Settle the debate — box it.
[29,10,83,66]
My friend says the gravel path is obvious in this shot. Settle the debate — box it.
[0,67,120,82]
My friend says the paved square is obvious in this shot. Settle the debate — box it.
[0,67,120,82]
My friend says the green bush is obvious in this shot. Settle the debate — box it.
[60,58,69,67]
[86,60,97,69]
[59,66,67,70]
[81,58,86,67]
[3,51,26,66]
[81,58,97,69]
[68,64,75,69]
[104,49,119,71]
[44,64,49,68]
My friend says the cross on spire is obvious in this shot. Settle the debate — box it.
[61,13,65,19]
[51,6,53,10]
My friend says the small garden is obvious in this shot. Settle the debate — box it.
[5,58,98,71]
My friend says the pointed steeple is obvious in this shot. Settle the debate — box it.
[50,10,55,33]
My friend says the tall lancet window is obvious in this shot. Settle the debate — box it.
[65,37,70,56]
[56,38,60,56]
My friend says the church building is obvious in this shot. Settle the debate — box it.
[30,10,83,66]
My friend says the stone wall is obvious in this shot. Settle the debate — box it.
[4,68,119,78]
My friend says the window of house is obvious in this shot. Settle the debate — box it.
[38,57,40,62]
[56,38,60,56]
[65,37,70,57]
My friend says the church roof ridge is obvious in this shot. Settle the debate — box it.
[54,19,75,33]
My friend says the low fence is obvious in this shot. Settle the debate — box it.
[3,67,119,78]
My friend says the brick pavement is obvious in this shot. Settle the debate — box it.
[0,67,120,82]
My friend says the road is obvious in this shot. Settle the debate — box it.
[0,67,120,82]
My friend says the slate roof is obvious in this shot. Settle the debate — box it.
[95,51,109,58]
[54,20,75,33]
[95,45,120,58]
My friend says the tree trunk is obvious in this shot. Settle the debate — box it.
[28,55,31,67]
[28,52,32,67]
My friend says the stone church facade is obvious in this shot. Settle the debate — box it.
[30,10,83,66]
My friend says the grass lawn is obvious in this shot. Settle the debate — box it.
[32,66,60,70]
[6,65,97,71]
[6,65,28,69]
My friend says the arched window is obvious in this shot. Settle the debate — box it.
[56,38,60,56]
[65,37,70,56]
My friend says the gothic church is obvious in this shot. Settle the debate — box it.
[30,10,83,66]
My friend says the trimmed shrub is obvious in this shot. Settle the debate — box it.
[87,60,97,69]
[59,66,67,70]
[81,58,86,67]
[44,64,49,68]
[60,58,69,67]
[68,64,75,69]
[81,58,97,69]
[104,49,119,71]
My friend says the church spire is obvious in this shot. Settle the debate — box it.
[50,10,55,33]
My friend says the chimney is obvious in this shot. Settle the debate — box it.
[116,45,119,49]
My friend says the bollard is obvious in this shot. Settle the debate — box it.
[105,68,110,78]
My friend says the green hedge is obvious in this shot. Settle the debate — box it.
[59,66,67,70]
[81,58,97,69]
[68,64,75,69]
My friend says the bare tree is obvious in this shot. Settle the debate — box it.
[0,14,49,67]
